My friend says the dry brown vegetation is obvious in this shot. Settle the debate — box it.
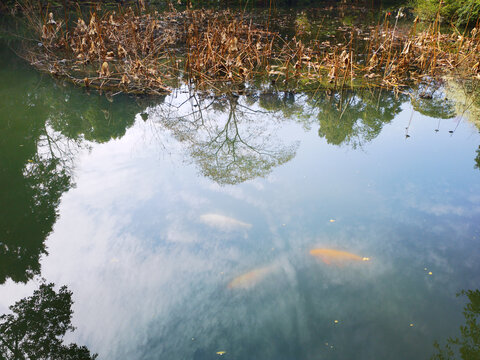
[22,4,480,96]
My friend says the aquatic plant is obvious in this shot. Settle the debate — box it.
[18,2,480,96]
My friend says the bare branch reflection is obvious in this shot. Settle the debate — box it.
[148,91,299,185]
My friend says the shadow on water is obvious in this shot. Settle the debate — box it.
[0,281,96,360]
[431,289,480,360]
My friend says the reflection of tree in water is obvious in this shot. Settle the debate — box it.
[148,88,415,184]
[475,148,480,170]
[0,282,97,360]
[0,45,139,284]
[443,79,480,172]
[431,289,480,360]
[150,92,298,185]
[411,84,456,120]
[44,89,140,144]
[258,91,311,124]
[309,89,407,148]
[0,60,71,284]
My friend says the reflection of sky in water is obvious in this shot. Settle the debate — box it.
[1,94,480,360]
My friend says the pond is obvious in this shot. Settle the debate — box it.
[1,8,480,359]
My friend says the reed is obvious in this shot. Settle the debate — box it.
[20,2,480,96]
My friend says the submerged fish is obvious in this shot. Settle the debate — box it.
[228,264,277,289]
[200,213,252,231]
[310,248,370,265]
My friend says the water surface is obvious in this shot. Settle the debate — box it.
[1,26,480,360]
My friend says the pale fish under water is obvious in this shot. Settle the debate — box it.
[310,248,370,265]
[228,264,278,289]
[200,213,252,231]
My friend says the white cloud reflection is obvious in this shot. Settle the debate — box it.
[1,100,480,360]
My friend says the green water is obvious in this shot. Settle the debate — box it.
[1,15,480,359]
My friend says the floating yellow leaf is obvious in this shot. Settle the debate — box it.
[410,323,414,327]
[216,351,226,355]
[428,271,433,275]
[329,219,336,223]
[334,320,339,324]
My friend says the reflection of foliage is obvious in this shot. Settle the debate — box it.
[432,290,480,360]
[475,147,480,170]
[151,92,298,185]
[0,282,97,360]
[444,79,480,171]
[150,87,413,184]
[411,85,456,119]
[0,155,70,284]
[43,90,140,144]
[0,44,139,284]
[258,91,310,123]
[0,49,73,284]
[311,89,406,148]
[444,79,480,127]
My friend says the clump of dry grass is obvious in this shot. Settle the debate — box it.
[21,3,480,96]
[268,12,480,92]
[185,15,275,84]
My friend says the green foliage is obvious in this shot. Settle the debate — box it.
[414,0,480,28]
[431,290,480,360]
[0,282,97,360]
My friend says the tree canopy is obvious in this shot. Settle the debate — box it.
[0,282,96,360]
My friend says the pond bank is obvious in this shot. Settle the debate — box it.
[13,2,480,97]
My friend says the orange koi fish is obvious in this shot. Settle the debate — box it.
[310,248,370,265]
[228,264,277,289]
